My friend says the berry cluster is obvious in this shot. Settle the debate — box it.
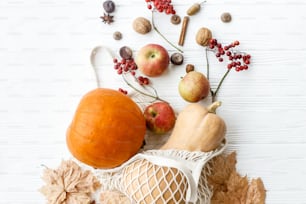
[208,39,251,72]
[113,57,150,94]
[113,58,137,75]
[145,0,176,14]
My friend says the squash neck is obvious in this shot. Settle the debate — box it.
[208,101,222,114]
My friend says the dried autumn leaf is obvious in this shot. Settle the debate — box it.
[208,152,266,204]
[40,160,101,204]
[207,151,237,193]
[246,178,266,204]
[100,190,131,204]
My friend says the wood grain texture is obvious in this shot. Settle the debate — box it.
[1,0,306,203]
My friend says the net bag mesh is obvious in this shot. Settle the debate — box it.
[97,141,226,204]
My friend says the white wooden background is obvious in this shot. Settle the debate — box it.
[1,0,306,203]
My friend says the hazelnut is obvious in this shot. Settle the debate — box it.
[186,64,195,73]
[171,14,181,25]
[132,17,152,35]
[221,12,232,23]
[195,27,212,47]
[113,31,122,40]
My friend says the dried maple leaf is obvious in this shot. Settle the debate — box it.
[40,160,101,204]
[100,190,131,204]
[246,178,266,204]
[208,152,266,204]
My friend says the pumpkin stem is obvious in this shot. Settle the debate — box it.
[208,101,222,114]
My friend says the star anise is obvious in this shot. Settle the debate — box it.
[100,13,114,24]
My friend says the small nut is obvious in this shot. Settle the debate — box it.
[221,12,232,23]
[171,14,181,25]
[186,64,195,73]
[170,53,184,65]
[187,3,201,16]
[119,46,133,59]
[103,0,115,13]
[132,17,152,35]
[113,31,122,40]
[195,27,212,46]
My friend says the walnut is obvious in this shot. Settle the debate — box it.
[132,17,152,35]
[195,27,212,47]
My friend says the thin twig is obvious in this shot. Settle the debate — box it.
[211,69,231,102]
[205,47,210,80]
[206,47,232,102]
[151,11,183,53]
[214,69,231,96]
[205,47,215,101]
[122,73,168,103]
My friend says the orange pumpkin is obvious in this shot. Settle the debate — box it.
[66,88,146,169]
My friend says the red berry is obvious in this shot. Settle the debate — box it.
[143,77,150,85]
[209,38,215,45]
[117,68,123,74]
[114,64,119,70]
[123,66,129,72]
[218,58,223,62]
[234,40,240,46]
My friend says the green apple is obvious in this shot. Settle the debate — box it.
[178,71,210,102]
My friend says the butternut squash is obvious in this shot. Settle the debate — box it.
[161,101,226,152]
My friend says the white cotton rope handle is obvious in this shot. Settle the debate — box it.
[90,45,116,88]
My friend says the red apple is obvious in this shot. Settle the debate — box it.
[143,102,176,134]
[135,44,170,77]
[178,71,210,102]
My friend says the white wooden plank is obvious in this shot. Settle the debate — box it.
[1,0,306,203]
